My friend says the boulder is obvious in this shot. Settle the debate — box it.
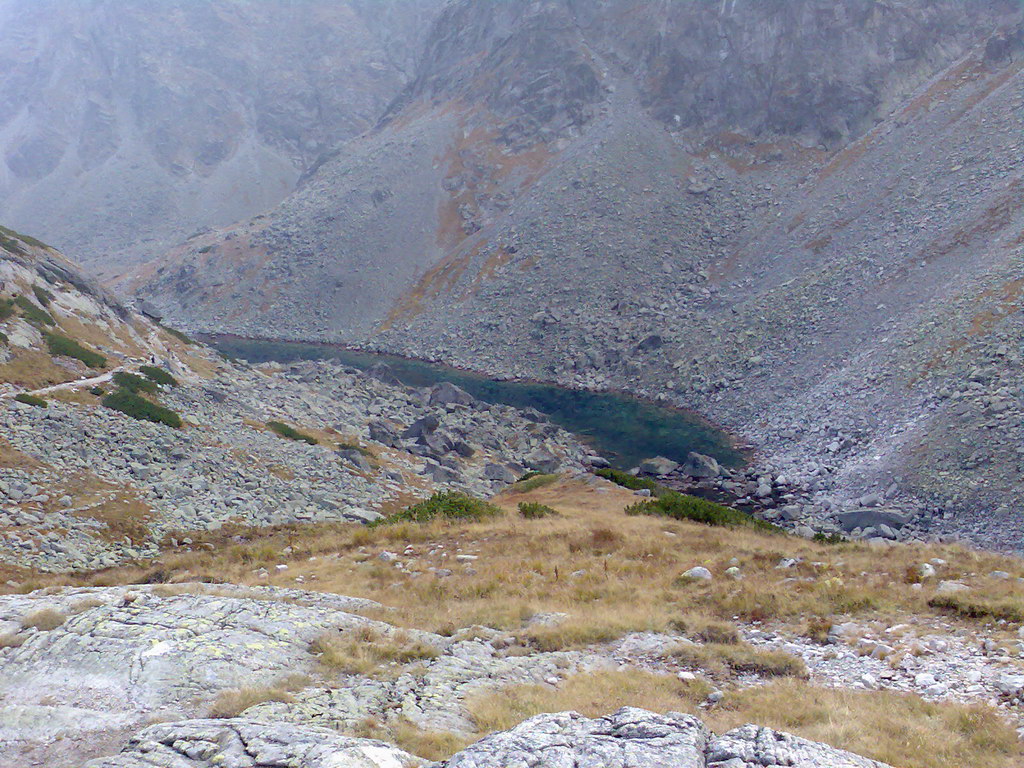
[83,719,422,768]
[367,420,400,448]
[640,456,680,476]
[681,452,721,479]
[438,708,710,768]
[708,723,891,767]
[483,464,518,484]
[402,415,440,440]
[429,381,476,407]
[524,448,560,474]
[337,448,372,473]
[836,508,914,532]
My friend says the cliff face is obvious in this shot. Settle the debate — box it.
[129,0,1024,540]
[0,0,443,274]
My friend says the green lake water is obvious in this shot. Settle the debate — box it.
[204,335,745,471]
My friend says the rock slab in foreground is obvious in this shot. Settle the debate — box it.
[80,708,895,768]
[82,719,422,768]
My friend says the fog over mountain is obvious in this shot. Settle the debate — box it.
[0,0,443,275]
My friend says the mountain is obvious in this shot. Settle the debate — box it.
[128,0,1024,547]
[0,0,443,276]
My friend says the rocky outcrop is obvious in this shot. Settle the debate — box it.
[0,0,443,273]
[83,719,422,768]
[82,708,894,768]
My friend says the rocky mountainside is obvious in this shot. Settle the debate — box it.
[0,226,594,575]
[129,0,1024,550]
[0,0,443,275]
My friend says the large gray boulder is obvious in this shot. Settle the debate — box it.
[429,382,476,407]
[707,723,890,767]
[82,719,422,768]
[681,452,721,479]
[640,456,680,476]
[836,508,914,532]
[438,708,709,768]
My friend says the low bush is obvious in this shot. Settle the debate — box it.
[626,491,779,533]
[513,473,559,493]
[208,685,297,718]
[267,420,318,445]
[90,386,105,396]
[0,298,16,321]
[337,440,372,456]
[518,501,559,519]
[14,295,54,326]
[103,389,182,428]
[45,332,106,368]
[14,393,47,408]
[32,285,54,306]
[113,371,158,394]
[595,467,663,494]
[377,492,502,525]
[673,642,807,678]
[139,365,178,387]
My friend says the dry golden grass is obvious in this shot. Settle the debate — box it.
[12,476,1024,650]
[20,607,66,631]
[311,625,440,677]
[208,683,301,718]
[345,717,472,762]
[466,669,712,734]
[0,632,25,648]
[671,642,808,679]
[706,680,1021,768]
[464,671,1021,768]
[0,349,73,388]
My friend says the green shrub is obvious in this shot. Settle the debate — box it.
[32,285,54,306]
[102,389,182,428]
[267,421,318,445]
[0,332,8,345]
[813,532,845,545]
[113,371,158,394]
[376,492,502,525]
[90,386,105,396]
[0,298,16,322]
[139,365,178,387]
[44,332,106,368]
[596,468,664,495]
[625,491,780,533]
[14,295,54,326]
[14,393,47,408]
[514,473,559,492]
[518,501,559,519]
[0,225,49,251]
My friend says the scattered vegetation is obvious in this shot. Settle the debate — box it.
[102,389,182,428]
[13,393,47,408]
[32,285,54,306]
[595,467,663,494]
[337,440,373,456]
[20,607,67,631]
[375,492,502,525]
[267,420,318,445]
[14,295,54,326]
[311,625,439,677]
[513,473,560,493]
[672,642,808,678]
[113,371,158,394]
[626,490,780,533]
[159,323,194,345]
[518,501,559,519]
[0,225,49,251]
[0,298,16,321]
[90,386,105,396]
[208,683,301,718]
[467,669,712,735]
[928,593,1024,623]
[139,365,178,387]
[44,332,106,368]
[710,680,1021,768]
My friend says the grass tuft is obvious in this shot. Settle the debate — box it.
[311,625,439,676]
[14,393,47,408]
[14,295,54,326]
[513,473,560,493]
[44,332,106,368]
[267,420,318,445]
[21,607,67,631]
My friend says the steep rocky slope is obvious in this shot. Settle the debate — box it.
[0,227,593,575]
[0,0,442,275]
[131,0,1024,549]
